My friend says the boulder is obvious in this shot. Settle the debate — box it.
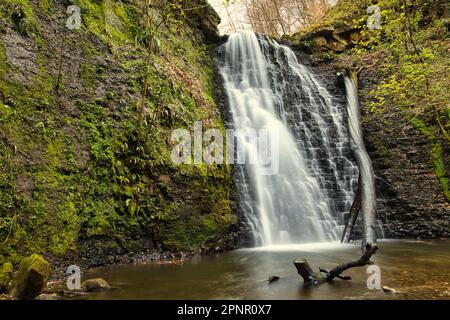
[13,254,52,300]
[35,293,59,300]
[329,41,347,53]
[382,286,403,294]
[311,26,335,36]
[312,36,328,49]
[0,262,13,293]
[81,278,111,292]
[349,31,361,43]
[44,280,66,294]
[185,0,221,43]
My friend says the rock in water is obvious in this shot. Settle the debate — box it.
[14,254,52,299]
[81,278,111,292]
[268,276,280,285]
[0,262,14,293]
[35,293,59,300]
[382,286,402,294]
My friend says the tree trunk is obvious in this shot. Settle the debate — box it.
[293,259,326,285]
[341,174,361,243]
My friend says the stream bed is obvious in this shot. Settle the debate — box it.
[75,240,450,300]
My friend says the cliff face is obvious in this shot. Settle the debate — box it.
[291,0,450,239]
[0,0,237,267]
[360,68,450,239]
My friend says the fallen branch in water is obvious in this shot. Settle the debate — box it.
[294,244,378,285]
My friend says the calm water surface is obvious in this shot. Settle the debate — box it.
[78,240,450,300]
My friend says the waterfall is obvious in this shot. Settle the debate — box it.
[219,31,358,246]
[344,76,378,245]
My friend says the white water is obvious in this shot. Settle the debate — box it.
[219,31,359,246]
[344,76,378,245]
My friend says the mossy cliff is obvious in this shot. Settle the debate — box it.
[291,0,449,238]
[0,0,237,267]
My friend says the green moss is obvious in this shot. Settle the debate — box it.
[79,59,97,91]
[408,117,435,140]
[2,0,39,37]
[38,0,52,14]
[2,262,13,274]
[0,0,235,265]
[0,262,13,291]
[0,37,7,78]
[72,0,131,44]
[408,116,450,202]
[432,143,450,202]
[14,253,51,299]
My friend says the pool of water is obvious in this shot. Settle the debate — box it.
[76,240,450,300]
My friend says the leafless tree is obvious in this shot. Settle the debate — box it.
[223,0,332,37]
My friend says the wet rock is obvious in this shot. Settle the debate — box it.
[2,28,38,85]
[360,67,450,238]
[312,36,328,49]
[0,262,14,293]
[0,293,12,300]
[35,293,59,300]
[268,276,280,284]
[382,286,403,294]
[329,40,347,52]
[293,23,361,53]
[43,280,66,294]
[81,278,111,292]
[13,254,52,300]
[185,0,221,43]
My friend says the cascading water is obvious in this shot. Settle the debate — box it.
[344,76,379,245]
[219,31,359,246]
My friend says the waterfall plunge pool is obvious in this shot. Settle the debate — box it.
[71,240,450,300]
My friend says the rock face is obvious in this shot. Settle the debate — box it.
[81,278,111,292]
[360,69,450,238]
[0,0,237,268]
[285,54,449,239]
[185,0,221,43]
[293,24,362,53]
[13,254,51,300]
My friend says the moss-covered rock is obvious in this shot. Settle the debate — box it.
[13,254,51,299]
[81,278,111,292]
[0,262,13,293]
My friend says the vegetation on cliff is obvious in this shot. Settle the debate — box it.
[0,0,236,265]
[294,0,449,202]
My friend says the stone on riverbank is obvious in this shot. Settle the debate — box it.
[13,254,52,299]
[81,278,111,292]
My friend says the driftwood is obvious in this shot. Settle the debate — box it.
[293,259,326,285]
[294,244,378,285]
